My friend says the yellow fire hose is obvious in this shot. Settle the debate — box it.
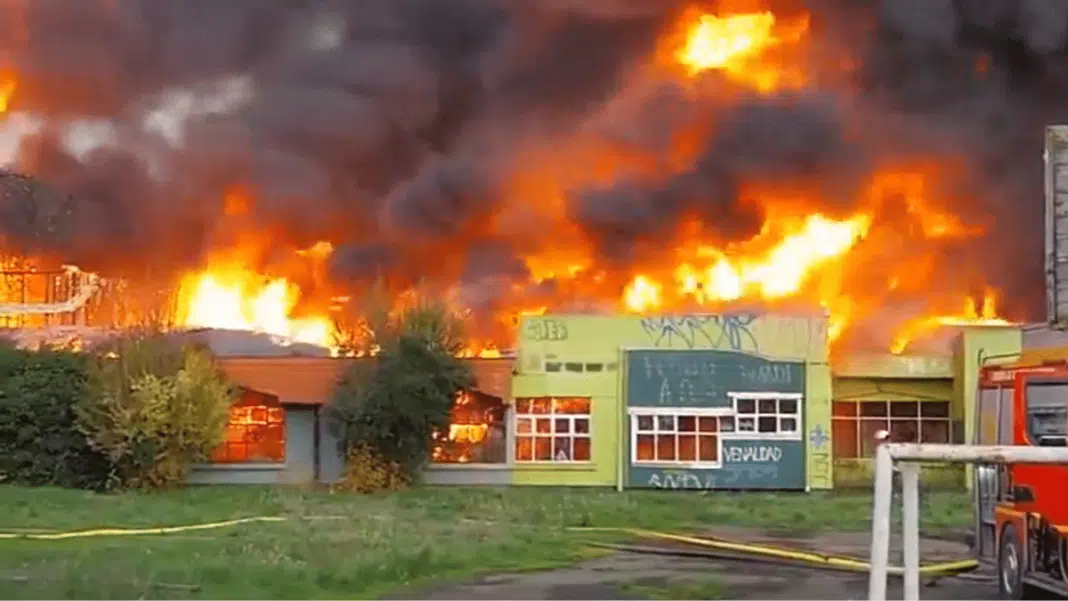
[0,516,285,540]
[0,517,978,578]
[568,526,979,576]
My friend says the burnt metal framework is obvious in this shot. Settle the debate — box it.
[0,267,105,328]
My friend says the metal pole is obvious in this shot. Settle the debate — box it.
[886,443,1068,464]
[868,444,894,601]
[902,463,921,601]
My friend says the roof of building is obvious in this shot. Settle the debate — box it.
[217,356,514,406]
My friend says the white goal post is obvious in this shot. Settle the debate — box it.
[868,443,1068,601]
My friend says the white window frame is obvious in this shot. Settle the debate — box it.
[724,392,803,441]
[628,407,727,469]
[513,397,592,464]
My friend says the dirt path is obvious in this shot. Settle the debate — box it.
[398,529,1001,600]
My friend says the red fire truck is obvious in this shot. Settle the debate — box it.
[976,361,1068,599]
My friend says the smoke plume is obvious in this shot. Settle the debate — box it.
[1,0,1066,332]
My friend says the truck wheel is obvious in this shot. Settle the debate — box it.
[999,524,1024,599]
[1060,536,1068,585]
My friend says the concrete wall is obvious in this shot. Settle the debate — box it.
[1018,324,1068,363]
[512,313,832,489]
[189,406,319,485]
[318,410,344,484]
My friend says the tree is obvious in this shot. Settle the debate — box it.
[0,346,114,490]
[77,333,234,490]
[330,296,473,490]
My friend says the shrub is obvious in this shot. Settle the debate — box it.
[77,334,234,490]
[331,443,410,493]
[330,297,474,490]
[0,346,114,490]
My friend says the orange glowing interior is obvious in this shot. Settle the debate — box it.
[212,390,286,463]
[431,390,506,464]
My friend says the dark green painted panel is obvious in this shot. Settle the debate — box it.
[628,440,806,490]
[626,349,804,408]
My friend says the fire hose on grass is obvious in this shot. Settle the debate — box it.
[0,517,978,580]
[568,526,979,578]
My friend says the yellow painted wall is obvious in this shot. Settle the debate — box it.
[831,374,959,489]
[953,327,1022,490]
[511,314,832,488]
[833,377,954,403]
[954,328,1022,446]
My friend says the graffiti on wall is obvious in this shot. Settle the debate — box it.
[629,350,802,408]
[723,444,783,463]
[808,424,831,488]
[522,318,569,342]
[647,465,781,489]
[640,314,759,352]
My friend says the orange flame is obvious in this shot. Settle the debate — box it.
[673,9,808,92]
[890,290,1011,354]
[176,269,335,349]
[158,8,1011,356]
[0,69,16,114]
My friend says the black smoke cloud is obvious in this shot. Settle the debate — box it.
[0,0,1066,320]
[0,0,673,275]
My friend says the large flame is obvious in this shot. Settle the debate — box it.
[169,7,1012,355]
[609,7,1013,352]
[0,5,1018,358]
[176,266,335,349]
[890,291,1011,354]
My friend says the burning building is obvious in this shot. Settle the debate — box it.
[0,0,1065,487]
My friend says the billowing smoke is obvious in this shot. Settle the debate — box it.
[0,0,1066,327]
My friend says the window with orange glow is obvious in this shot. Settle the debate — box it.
[831,400,952,459]
[632,413,724,467]
[211,389,286,463]
[514,397,591,462]
[431,389,507,464]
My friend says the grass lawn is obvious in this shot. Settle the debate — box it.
[0,485,973,599]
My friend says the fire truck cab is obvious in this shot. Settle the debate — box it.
[976,362,1068,599]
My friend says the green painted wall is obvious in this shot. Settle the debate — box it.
[625,349,805,408]
[631,440,806,490]
[624,349,807,490]
[511,314,831,489]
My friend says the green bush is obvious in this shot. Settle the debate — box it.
[78,335,234,490]
[330,298,473,488]
[332,443,410,493]
[0,346,114,490]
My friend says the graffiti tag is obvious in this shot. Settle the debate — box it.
[646,465,781,489]
[723,445,783,463]
[808,425,828,451]
[643,354,716,405]
[523,318,569,342]
[740,363,793,386]
[640,314,759,352]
